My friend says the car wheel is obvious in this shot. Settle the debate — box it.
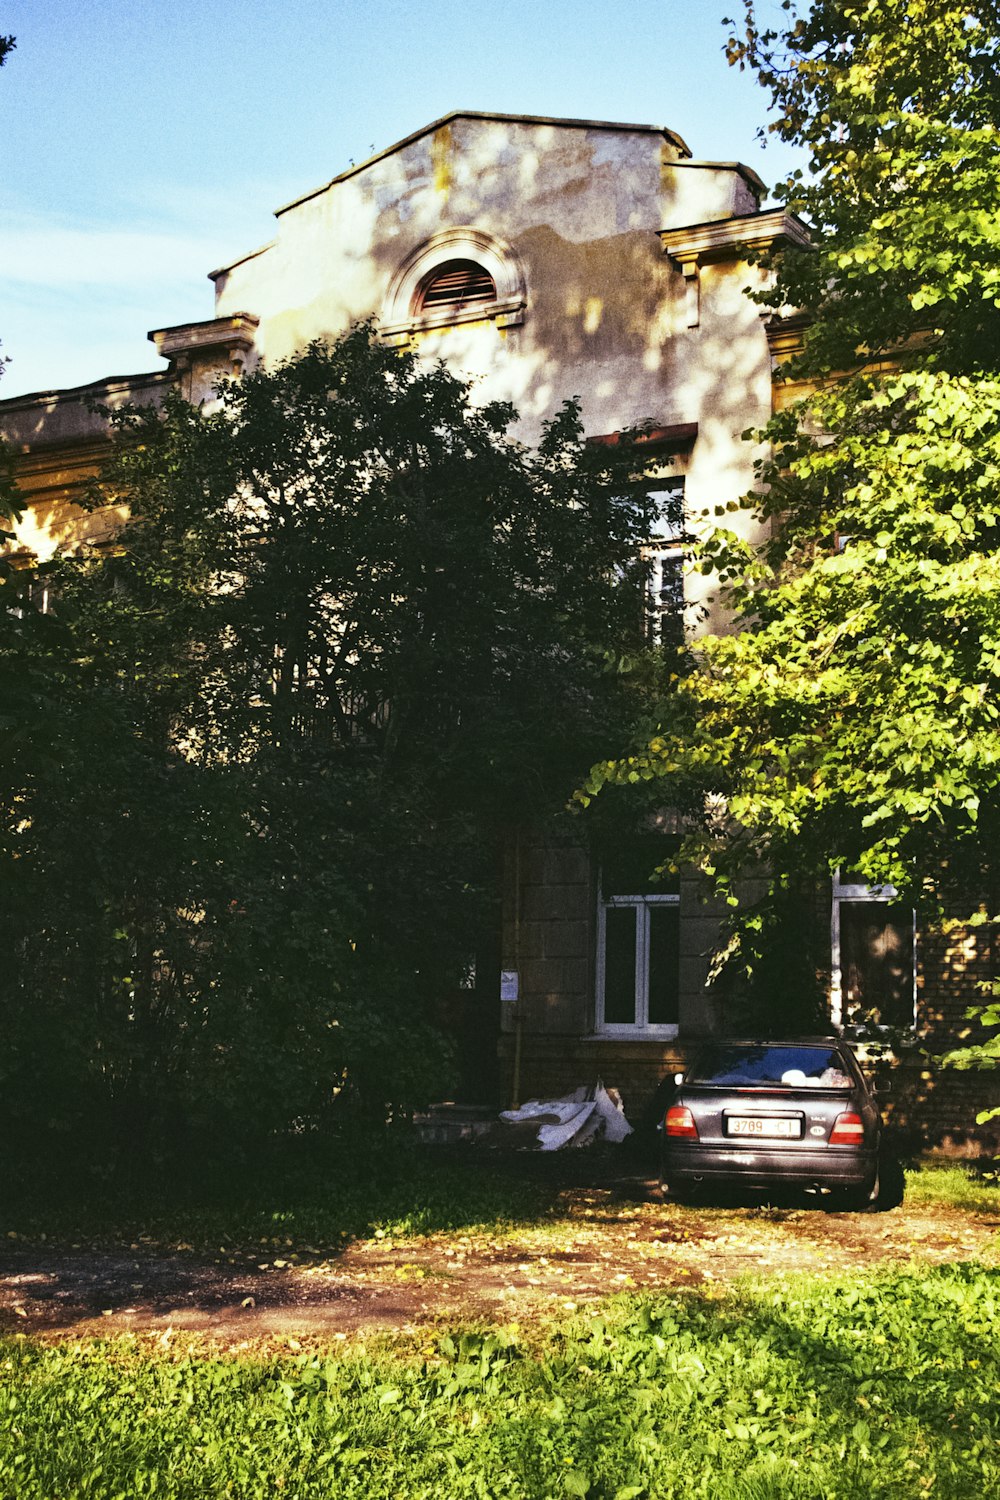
[873,1153,905,1211]
[833,1171,880,1213]
[664,1180,697,1206]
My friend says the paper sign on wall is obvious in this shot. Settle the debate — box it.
[500,970,520,1003]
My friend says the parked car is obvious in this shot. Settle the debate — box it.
[661,1038,883,1209]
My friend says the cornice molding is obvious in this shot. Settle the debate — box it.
[765,311,811,365]
[148,312,259,367]
[660,209,812,267]
[659,210,811,329]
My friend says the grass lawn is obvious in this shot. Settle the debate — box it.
[2,1263,998,1499]
[0,1156,997,1498]
[2,1147,996,1252]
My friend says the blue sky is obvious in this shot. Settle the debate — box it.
[0,0,801,398]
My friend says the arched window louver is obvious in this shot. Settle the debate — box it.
[417,259,497,313]
[380,229,525,345]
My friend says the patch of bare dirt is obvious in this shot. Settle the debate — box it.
[1,1173,996,1348]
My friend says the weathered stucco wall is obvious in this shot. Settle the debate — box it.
[211,115,774,635]
[3,115,776,631]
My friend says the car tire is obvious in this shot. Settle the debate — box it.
[873,1153,905,1211]
[833,1170,880,1213]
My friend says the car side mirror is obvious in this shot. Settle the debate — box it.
[673,1072,684,1086]
[874,1079,892,1096]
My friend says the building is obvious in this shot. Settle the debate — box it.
[2,111,995,1147]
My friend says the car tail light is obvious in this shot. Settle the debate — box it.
[829,1111,865,1145]
[665,1105,699,1140]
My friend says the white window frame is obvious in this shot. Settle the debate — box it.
[9,571,55,618]
[641,477,686,645]
[830,871,917,1031]
[595,886,680,1038]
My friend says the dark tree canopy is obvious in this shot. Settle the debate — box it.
[0,328,678,1165]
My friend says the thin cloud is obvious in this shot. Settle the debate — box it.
[0,212,231,289]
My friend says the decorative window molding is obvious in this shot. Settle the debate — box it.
[380,229,526,345]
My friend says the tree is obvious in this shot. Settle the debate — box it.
[580,2,1000,1022]
[0,328,675,1164]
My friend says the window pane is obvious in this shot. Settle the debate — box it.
[841,901,914,1026]
[647,904,680,1025]
[689,1045,854,1089]
[603,907,637,1024]
[646,480,685,542]
[651,549,684,648]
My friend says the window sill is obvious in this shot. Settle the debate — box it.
[592,1025,680,1041]
[380,296,525,345]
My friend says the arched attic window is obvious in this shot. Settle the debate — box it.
[380,229,526,345]
[417,259,497,314]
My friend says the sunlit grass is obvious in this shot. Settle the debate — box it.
[2,1262,998,1499]
[903,1162,1000,1215]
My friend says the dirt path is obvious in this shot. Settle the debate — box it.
[2,1172,997,1347]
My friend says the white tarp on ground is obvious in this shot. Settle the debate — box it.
[499,1081,633,1150]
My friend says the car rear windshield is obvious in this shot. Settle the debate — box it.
[687,1045,854,1089]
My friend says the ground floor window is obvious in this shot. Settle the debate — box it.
[831,872,916,1030]
[596,838,680,1035]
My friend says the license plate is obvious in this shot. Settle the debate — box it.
[727,1116,801,1139]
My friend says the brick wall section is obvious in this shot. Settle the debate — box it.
[877,1055,1000,1156]
[906,910,1000,1153]
[918,913,1000,1050]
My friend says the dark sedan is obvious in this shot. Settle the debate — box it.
[661,1038,882,1209]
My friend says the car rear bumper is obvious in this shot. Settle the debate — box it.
[662,1144,877,1192]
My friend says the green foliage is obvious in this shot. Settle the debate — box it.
[3,1264,999,1497]
[903,1161,1000,1212]
[583,4,1000,1021]
[0,328,671,1164]
[725,1,1000,377]
[587,369,1000,894]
